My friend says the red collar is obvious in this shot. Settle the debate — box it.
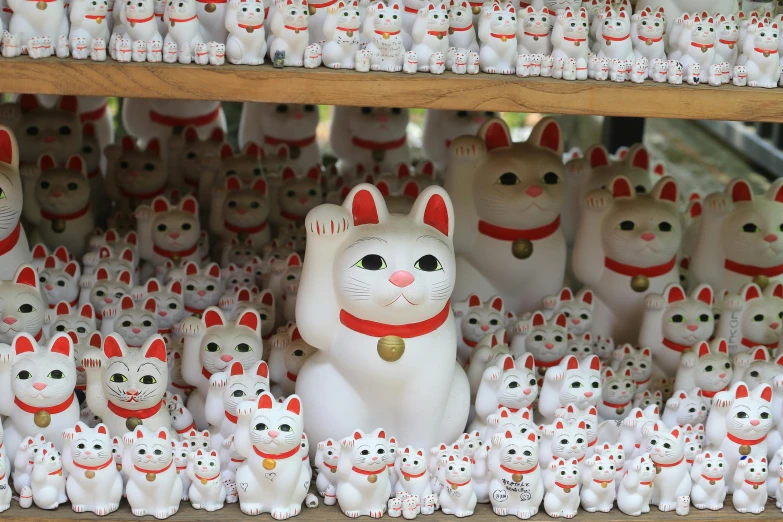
[153,242,198,259]
[500,463,537,474]
[253,445,300,460]
[603,34,629,42]
[73,457,114,472]
[188,305,206,315]
[463,337,477,348]
[150,106,221,128]
[478,216,560,242]
[593,478,613,485]
[447,478,470,487]
[127,14,154,23]
[555,481,576,490]
[401,469,427,479]
[49,467,63,476]
[534,356,563,368]
[603,399,630,409]
[427,30,447,36]
[451,24,473,31]
[107,399,164,420]
[85,15,106,20]
[322,461,337,472]
[501,405,520,413]
[225,410,238,424]
[80,102,108,123]
[352,465,387,475]
[335,25,359,32]
[490,32,515,39]
[524,31,548,38]
[41,203,90,222]
[651,456,683,468]
[88,168,101,179]
[635,375,651,386]
[287,371,298,383]
[176,421,197,434]
[280,209,308,222]
[0,222,22,257]
[309,0,337,7]
[741,337,778,349]
[170,14,197,22]
[727,433,767,446]
[231,457,246,463]
[719,38,738,45]
[225,220,267,235]
[745,479,765,487]
[352,135,406,152]
[755,47,778,54]
[340,301,450,338]
[662,337,691,353]
[691,41,713,50]
[196,472,221,482]
[604,256,676,278]
[159,328,173,335]
[725,259,783,278]
[134,460,172,476]
[637,35,662,43]
[588,438,597,448]
[237,22,264,29]
[119,184,167,201]
[176,465,187,472]
[14,393,75,415]
[49,297,79,309]
[563,36,586,42]
[284,24,307,31]
[699,386,727,399]
[264,134,316,148]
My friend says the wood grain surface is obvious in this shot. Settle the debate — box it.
[1,57,782,121]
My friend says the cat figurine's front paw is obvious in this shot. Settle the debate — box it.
[305,205,351,238]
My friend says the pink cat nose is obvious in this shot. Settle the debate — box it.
[572,318,580,325]
[268,430,280,438]
[220,354,233,362]
[545,343,554,349]
[84,450,91,455]
[764,234,778,242]
[33,382,47,390]
[480,325,490,331]
[719,373,727,379]
[292,113,303,120]
[372,456,379,461]
[198,290,206,296]
[376,114,389,123]
[584,391,593,398]
[51,191,62,198]
[132,327,141,334]
[298,197,308,203]
[751,419,760,426]
[771,322,780,329]
[45,284,53,291]
[169,233,180,239]
[43,136,56,144]
[640,232,656,241]
[104,297,112,303]
[238,209,247,215]
[126,388,139,395]
[159,311,167,317]
[523,388,531,395]
[389,270,414,288]
[2,317,16,325]
[525,186,543,198]
[687,324,698,331]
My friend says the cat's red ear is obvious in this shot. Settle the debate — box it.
[144,297,156,313]
[58,95,79,114]
[566,356,579,371]
[468,294,481,308]
[531,311,545,327]
[19,94,40,112]
[502,356,515,372]
[152,197,170,213]
[56,302,70,316]
[286,396,301,415]
[238,310,259,332]
[760,385,773,403]
[520,353,534,372]
[185,262,199,276]
[736,383,749,399]
[89,332,101,348]
[346,186,385,227]
[589,355,600,371]
[14,265,37,288]
[479,118,512,151]
[528,117,563,155]
[103,334,125,359]
[144,337,167,363]
[230,362,244,377]
[729,179,753,203]
[695,285,712,305]
[121,296,134,310]
[207,263,221,279]
[287,253,301,268]
[256,361,269,379]
[180,196,198,216]
[146,138,161,156]
[559,288,573,302]
[259,290,274,307]
[66,155,85,173]
[146,279,160,293]
[588,145,611,168]
[118,270,132,286]
[121,135,136,152]
[743,283,762,302]
[13,334,38,356]
[610,176,634,199]
[258,393,274,410]
[220,143,234,160]
[420,191,451,237]
[665,284,686,304]
[554,313,567,329]
[157,428,168,441]
[626,144,649,170]
[204,309,225,328]
[528,432,537,442]
[653,177,678,203]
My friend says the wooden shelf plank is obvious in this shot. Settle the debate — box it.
[0,497,779,522]
[1,57,782,121]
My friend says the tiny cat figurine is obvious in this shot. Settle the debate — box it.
[674,339,732,399]
[465,331,510,399]
[639,283,714,377]
[689,450,727,510]
[715,282,783,355]
[188,449,226,511]
[104,137,168,214]
[579,454,615,512]
[488,431,542,518]
[538,354,601,423]
[30,443,67,509]
[631,9,664,76]
[539,418,587,470]
[411,3,449,72]
[661,389,708,428]
[225,0,267,65]
[321,0,360,69]
[269,0,309,66]
[135,195,201,270]
[733,456,767,513]
[82,334,171,437]
[692,178,783,294]
[0,445,9,512]
[541,287,594,336]
[510,311,568,367]
[609,345,652,392]
[176,262,223,317]
[473,353,537,431]
[122,426,182,518]
[134,278,184,335]
[648,423,692,511]
[163,0,207,63]
[634,389,662,411]
[209,176,270,252]
[517,6,551,56]
[314,438,339,496]
[120,0,162,58]
[544,458,580,518]
[446,117,565,314]
[452,294,505,363]
[597,367,635,421]
[100,295,158,347]
[271,168,323,229]
[39,257,81,311]
[61,422,122,515]
[172,440,192,500]
[617,454,655,516]
[0,333,77,463]
[178,306,262,428]
[86,267,133,320]
[0,264,45,345]
[550,7,589,75]
[478,4,517,74]
[396,446,433,499]
[573,176,681,344]
[439,454,476,517]
[334,429,391,517]
[233,393,310,517]
[739,22,779,88]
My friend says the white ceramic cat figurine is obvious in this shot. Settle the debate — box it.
[517,6,551,56]
[439,454,476,516]
[733,456,767,513]
[543,457,580,518]
[447,3,478,59]
[661,389,708,429]
[741,22,780,88]
[674,339,732,399]
[135,278,184,334]
[61,422,122,515]
[0,448,9,512]
[179,262,223,316]
[609,345,652,392]
[13,433,46,494]
[364,2,405,72]
[538,354,601,423]
[573,176,681,343]
[100,295,158,347]
[411,3,449,71]
[539,418,587,470]
[233,393,310,516]
[69,0,110,57]
[314,439,339,496]
[321,0,360,69]
[82,334,171,437]
[631,9,665,75]
[179,306,262,429]
[689,450,727,510]
[445,117,566,314]
[713,14,738,71]
[550,7,589,74]
[0,265,44,346]
[594,7,634,76]
[187,449,226,511]
[30,443,67,509]
[639,283,714,377]
[487,431,543,518]
[597,367,635,421]
[122,426,182,518]
[473,353,537,431]
[0,333,77,464]
[269,0,309,66]
[479,4,517,74]
[579,454,615,512]
[715,282,783,355]
[39,258,81,312]
[135,195,201,270]
[617,454,655,516]
[104,137,168,213]
[648,423,691,511]
[7,0,68,53]
[0,126,31,280]
[295,184,469,451]
[453,294,505,363]
[120,0,163,57]
[692,179,783,293]
[396,446,432,498]
[330,106,409,176]
[209,176,270,251]
[509,311,567,365]
[225,0,267,65]
[541,287,594,336]
[163,0,208,62]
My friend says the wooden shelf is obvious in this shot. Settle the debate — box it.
[0,497,779,521]
[1,57,782,121]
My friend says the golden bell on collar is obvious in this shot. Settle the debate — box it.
[368,474,377,483]
[36,1,47,9]
[34,410,52,428]
[753,274,769,290]
[630,274,649,292]
[52,219,66,233]
[146,472,156,482]
[511,473,523,483]
[126,417,143,431]
[308,4,316,14]
[263,458,277,470]
[204,2,216,11]
[377,336,405,362]
[471,4,479,13]
[85,470,96,479]
[511,238,533,260]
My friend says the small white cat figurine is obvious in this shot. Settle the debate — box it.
[487,431,542,518]
[187,449,226,511]
[544,457,580,518]
[439,454,477,517]
[580,454,616,512]
[269,0,310,66]
[122,426,182,518]
[617,454,655,516]
[321,0,360,69]
[30,443,67,509]
[689,450,727,511]
[741,22,780,88]
[478,3,517,74]
[365,2,405,72]
[733,456,767,513]
[673,338,732,399]
[225,0,267,65]
[411,3,449,72]
[648,423,691,511]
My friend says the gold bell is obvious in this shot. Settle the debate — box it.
[533,35,539,41]
[600,482,608,489]
[171,254,181,264]
[655,465,662,474]
[451,482,458,490]
[308,3,315,14]
[404,476,410,482]
[606,40,611,46]
[701,45,707,53]
[448,28,454,34]
[205,2,216,11]
[709,480,715,485]
[630,274,649,293]
[753,484,759,490]
[615,407,624,415]
[170,20,176,27]
[126,417,143,431]
[246,26,254,33]
[739,445,751,456]
[201,478,208,485]
[85,470,95,479]
[511,238,533,260]
[645,39,652,46]
[436,33,443,40]
[238,232,249,242]
[52,219,66,233]
[34,410,51,428]
[263,458,276,470]
[116,464,123,472]
[563,487,571,493]
[728,43,735,49]
[130,21,136,27]
[290,145,301,160]
[500,35,507,42]
[511,473,523,483]
[372,149,386,163]
[377,336,405,362]
[368,474,377,484]
[36,1,46,9]
[574,40,580,46]
[96,16,102,22]
[346,30,353,36]
[753,274,769,290]
[471,5,479,14]
[538,367,546,376]
[146,472,156,482]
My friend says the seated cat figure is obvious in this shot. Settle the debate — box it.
[445,116,566,314]
[691,178,783,293]
[135,195,201,270]
[573,175,681,343]
[0,264,46,344]
[0,125,31,280]
[714,282,783,356]
[295,183,470,452]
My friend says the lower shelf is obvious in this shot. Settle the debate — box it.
[0,496,779,522]
[1,57,782,121]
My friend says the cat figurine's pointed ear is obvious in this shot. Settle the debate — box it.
[48,333,73,358]
[14,264,38,290]
[343,183,389,227]
[237,309,260,334]
[586,145,611,168]
[478,117,512,151]
[753,383,773,403]
[204,307,227,328]
[409,185,454,238]
[651,176,678,204]
[103,333,127,359]
[283,394,302,415]
[727,178,753,203]
[742,283,762,302]
[489,296,504,313]
[259,289,274,307]
[664,283,686,304]
[58,96,79,114]
[527,117,563,156]
[693,284,712,305]
[13,332,38,356]
[143,337,166,362]
[0,125,19,172]
[623,144,649,171]
[610,176,634,199]
[256,360,269,379]
[66,155,87,176]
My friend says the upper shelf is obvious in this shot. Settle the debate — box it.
[2,57,782,121]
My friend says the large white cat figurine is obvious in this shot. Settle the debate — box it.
[0,126,31,280]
